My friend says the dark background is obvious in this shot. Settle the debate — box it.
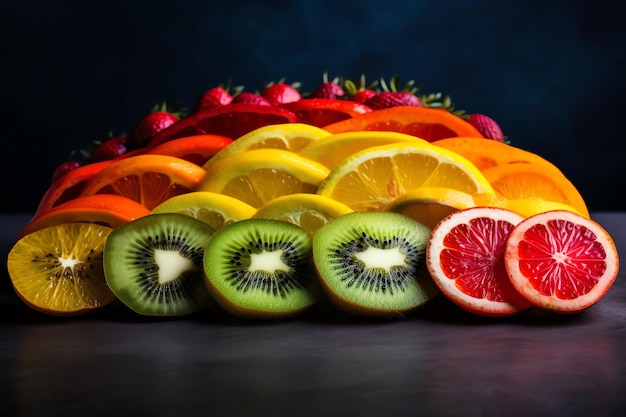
[2,0,625,214]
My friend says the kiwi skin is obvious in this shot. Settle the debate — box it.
[203,218,321,320]
[312,211,439,318]
[103,212,217,317]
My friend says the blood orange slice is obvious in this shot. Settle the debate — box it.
[426,207,535,317]
[504,210,619,313]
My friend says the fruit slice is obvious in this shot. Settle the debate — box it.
[432,137,557,171]
[143,134,233,166]
[104,213,216,316]
[204,123,330,168]
[7,222,117,316]
[197,149,330,208]
[387,187,476,229]
[203,218,321,319]
[253,193,353,236]
[151,191,256,231]
[313,211,439,317]
[322,106,485,141]
[317,142,495,211]
[481,162,590,218]
[281,98,372,127]
[79,154,206,210]
[426,207,534,317]
[19,194,151,238]
[501,198,582,218]
[148,103,298,146]
[34,160,113,217]
[298,131,429,169]
[504,210,619,313]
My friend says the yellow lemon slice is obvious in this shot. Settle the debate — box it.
[253,193,353,236]
[317,142,495,211]
[298,131,430,169]
[387,187,476,229]
[196,148,330,208]
[151,191,257,230]
[500,198,583,218]
[203,123,330,169]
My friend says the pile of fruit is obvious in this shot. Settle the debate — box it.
[6,75,620,320]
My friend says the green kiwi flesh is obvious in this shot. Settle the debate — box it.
[104,213,216,316]
[203,218,320,319]
[313,211,439,317]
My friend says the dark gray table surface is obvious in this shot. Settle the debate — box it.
[2,212,625,417]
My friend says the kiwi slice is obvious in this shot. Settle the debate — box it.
[313,211,439,317]
[203,218,320,319]
[104,213,216,317]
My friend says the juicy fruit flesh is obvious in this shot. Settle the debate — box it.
[154,249,198,284]
[440,217,517,301]
[517,219,607,299]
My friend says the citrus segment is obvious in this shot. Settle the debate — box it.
[317,142,495,211]
[298,131,430,169]
[204,123,330,168]
[426,207,534,317]
[144,134,233,166]
[387,187,476,229]
[253,193,353,236]
[196,149,330,208]
[151,191,256,230]
[322,106,485,141]
[19,194,151,238]
[481,162,589,218]
[79,154,207,210]
[432,137,557,171]
[504,210,619,313]
[501,199,582,218]
[7,222,117,316]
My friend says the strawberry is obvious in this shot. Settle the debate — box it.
[51,161,81,183]
[231,92,272,106]
[466,113,505,142]
[365,91,422,109]
[343,75,379,103]
[350,89,377,103]
[128,106,179,150]
[310,73,344,99]
[196,86,234,110]
[262,82,301,106]
[90,136,128,162]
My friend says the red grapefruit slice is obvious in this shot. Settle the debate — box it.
[426,207,535,317]
[504,210,619,313]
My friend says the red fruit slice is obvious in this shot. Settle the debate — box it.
[281,98,372,127]
[148,103,298,146]
[504,210,619,313]
[426,207,535,317]
[144,134,233,166]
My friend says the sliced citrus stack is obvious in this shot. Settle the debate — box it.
[426,207,535,317]
[143,134,233,166]
[432,137,557,171]
[204,123,331,168]
[151,191,256,231]
[7,222,117,316]
[322,106,485,141]
[34,160,113,217]
[387,187,476,229]
[317,142,495,211]
[481,162,589,218]
[19,194,151,238]
[505,210,619,313]
[196,148,330,208]
[253,193,353,236]
[298,131,429,169]
[79,154,206,210]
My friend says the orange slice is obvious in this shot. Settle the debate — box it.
[322,106,485,141]
[196,149,330,208]
[7,222,117,316]
[298,131,430,169]
[79,154,206,210]
[143,134,233,166]
[432,137,558,171]
[19,194,151,238]
[480,162,589,218]
[317,142,495,211]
